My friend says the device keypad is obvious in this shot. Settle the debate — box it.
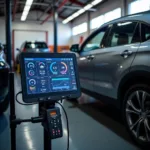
[49,117,62,139]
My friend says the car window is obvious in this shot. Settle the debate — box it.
[82,27,108,52]
[131,23,140,43]
[141,23,150,42]
[106,22,138,47]
[25,42,48,49]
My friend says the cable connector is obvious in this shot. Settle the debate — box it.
[31,116,44,123]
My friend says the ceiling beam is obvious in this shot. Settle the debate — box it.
[36,5,52,20]
[15,18,62,23]
[18,1,49,6]
[41,0,69,25]
[69,0,84,6]
[63,5,96,11]
[12,0,18,21]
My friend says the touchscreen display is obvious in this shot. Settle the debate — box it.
[24,58,77,95]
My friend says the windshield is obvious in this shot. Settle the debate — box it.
[25,42,48,49]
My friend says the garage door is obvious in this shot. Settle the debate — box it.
[14,30,47,64]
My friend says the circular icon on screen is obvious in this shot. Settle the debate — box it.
[29,79,36,86]
[28,70,35,76]
[39,62,45,69]
[60,62,68,74]
[50,62,58,75]
[27,62,35,69]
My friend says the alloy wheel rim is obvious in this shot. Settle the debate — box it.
[126,90,150,142]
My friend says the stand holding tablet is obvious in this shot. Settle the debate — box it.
[9,53,81,150]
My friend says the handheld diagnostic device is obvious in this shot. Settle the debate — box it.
[46,108,63,139]
[20,53,81,103]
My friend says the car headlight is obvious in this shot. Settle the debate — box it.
[0,61,5,67]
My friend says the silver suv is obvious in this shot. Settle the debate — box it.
[71,11,150,147]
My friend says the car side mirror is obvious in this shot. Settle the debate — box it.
[70,44,80,53]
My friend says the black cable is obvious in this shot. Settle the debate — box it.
[56,101,69,150]
[16,91,37,105]
[16,92,69,150]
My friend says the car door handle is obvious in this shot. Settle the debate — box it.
[86,55,95,60]
[121,50,133,58]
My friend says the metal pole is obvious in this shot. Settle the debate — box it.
[9,72,16,150]
[39,102,52,150]
[44,129,52,150]
[53,0,58,53]
[87,11,90,36]
[123,0,127,16]
[5,1,16,150]
[5,0,12,71]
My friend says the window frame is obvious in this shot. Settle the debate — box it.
[72,22,88,36]
[80,25,111,53]
[105,21,141,48]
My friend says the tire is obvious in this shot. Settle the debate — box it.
[123,84,150,149]
[0,94,9,115]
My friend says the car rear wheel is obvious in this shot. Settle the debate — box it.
[0,94,9,114]
[123,84,150,148]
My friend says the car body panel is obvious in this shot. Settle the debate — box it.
[92,43,141,99]
[77,51,94,92]
[0,51,9,104]
[130,40,150,70]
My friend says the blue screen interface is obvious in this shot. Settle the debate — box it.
[24,58,77,95]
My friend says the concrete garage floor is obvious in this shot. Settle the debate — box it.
[0,74,141,150]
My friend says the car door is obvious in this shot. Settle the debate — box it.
[78,26,109,92]
[92,21,141,99]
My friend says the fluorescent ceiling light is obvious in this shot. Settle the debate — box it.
[23,11,28,16]
[84,4,93,10]
[21,0,34,21]
[24,5,31,11]
[92,0,103,5]
[72,12,80,18]
[63,16,74,24]
[26,0,34,5]
[62,0,103,24]
[68,16,74,20]
[63,20,68,24]
[21,15,27,21]
[77,9,85,14]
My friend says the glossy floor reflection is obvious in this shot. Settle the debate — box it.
[0,74,141,150]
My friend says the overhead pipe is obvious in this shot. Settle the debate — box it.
[40,0,69,25]
[69,0,84,6]
[12,0,18,21]
[59,0,85,19]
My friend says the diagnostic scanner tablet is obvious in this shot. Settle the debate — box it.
[20,53,81,103]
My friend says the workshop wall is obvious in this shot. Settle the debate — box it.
[0,16,72,46]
